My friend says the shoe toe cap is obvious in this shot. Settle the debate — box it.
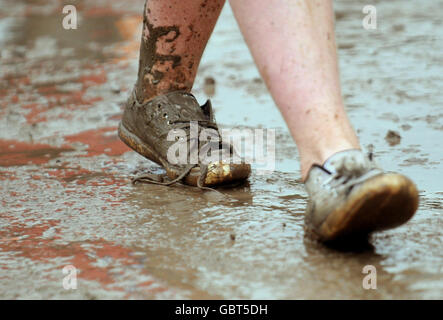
[184,161,251,187]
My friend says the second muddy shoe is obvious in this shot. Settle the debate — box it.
[118,90,251,188]
[304,149,419,242]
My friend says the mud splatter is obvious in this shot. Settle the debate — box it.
[136,1,184,101]
[385,130,402,146]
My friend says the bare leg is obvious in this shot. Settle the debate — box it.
[121,0,251,188]
[229,0,360,180]
[136,0,225,102]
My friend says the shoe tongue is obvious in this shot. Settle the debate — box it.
[323,149,370,176]
[165,91,207,119]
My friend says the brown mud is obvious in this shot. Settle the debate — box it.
[0,0,442,299]
[136,1,182,101]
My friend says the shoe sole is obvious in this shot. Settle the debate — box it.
[313,173,419,242]
[118,121,251,186]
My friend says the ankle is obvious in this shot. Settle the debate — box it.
[135,80,193,104]
[300,142,361,182]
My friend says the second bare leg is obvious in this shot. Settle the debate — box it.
[230,0,360,180]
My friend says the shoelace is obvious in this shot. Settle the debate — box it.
[132,118,230,193]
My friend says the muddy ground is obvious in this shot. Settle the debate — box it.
[0,0,442,299]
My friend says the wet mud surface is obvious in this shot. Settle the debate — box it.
[0,0,442,299]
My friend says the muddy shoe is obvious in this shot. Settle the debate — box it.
[118,90,251,188]
[304,149,419,242]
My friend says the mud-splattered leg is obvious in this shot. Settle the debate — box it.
[230,0,360,180]
[136,0,225,102]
